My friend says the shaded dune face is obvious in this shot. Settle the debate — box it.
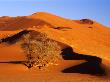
[62,61,106,76]
[0,17,53,30]
[61,47,106,76]
[61,47,101,63]
[0,30,55,44]
[0,30,30,44]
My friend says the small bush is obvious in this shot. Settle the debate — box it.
[80,19,94,24]
[21,32,62,69]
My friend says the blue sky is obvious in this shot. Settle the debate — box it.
[0,0,110,27]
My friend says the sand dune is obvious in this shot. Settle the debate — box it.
[0,12,110,81]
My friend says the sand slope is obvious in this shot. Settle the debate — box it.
[29,12,110,61]
[0,12,110,81]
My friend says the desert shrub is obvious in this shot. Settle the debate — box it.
[21,33,62,69]
[80,19,94,24]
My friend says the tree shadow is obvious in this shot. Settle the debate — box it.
[0,61,35,69]
[61,47,107,76]
[0,61,25,64]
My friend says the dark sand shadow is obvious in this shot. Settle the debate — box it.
[0,61,25,64]
[0,61,35,69]
[0,30,30,44]
[62,62,106,76]
[61,47,107,76]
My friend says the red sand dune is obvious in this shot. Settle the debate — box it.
[0,12,110,81]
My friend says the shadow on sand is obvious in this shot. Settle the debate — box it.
[0,61,25,64]
[0,30,30,44]
[61,47,107,76]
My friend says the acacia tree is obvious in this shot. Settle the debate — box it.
[21,33,62,69]
[21,34,34,68]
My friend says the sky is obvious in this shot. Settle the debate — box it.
[0,0,110,27]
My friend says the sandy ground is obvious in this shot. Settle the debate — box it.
[0,60,110,82]
[0,44,25,61]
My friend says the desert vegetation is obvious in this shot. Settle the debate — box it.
[80,19,94,24]
[21,32,62,69]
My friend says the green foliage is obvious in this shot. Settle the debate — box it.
[21,33,61,69]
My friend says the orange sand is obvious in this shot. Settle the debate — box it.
[0,12,110,81]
